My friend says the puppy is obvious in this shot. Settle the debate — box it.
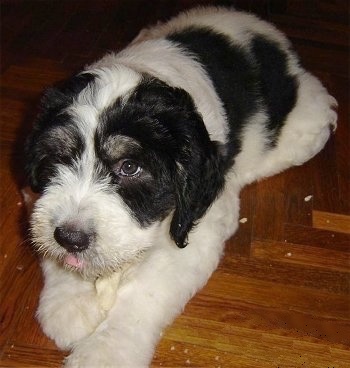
[25,6,337,367]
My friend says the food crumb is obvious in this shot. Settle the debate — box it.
[215,356,220,361]
[304,195,313,202]
[17,201,23,206]
[239,217,248,223]
[16,265,23,271]
[184,349,189,354]
[185,359,191,365]
[286,252,292,257]
[4,254,7,259]
[170,346,175,351]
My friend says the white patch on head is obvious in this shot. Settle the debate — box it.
[65,65,141,143]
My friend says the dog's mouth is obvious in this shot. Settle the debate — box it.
[59,246,146,280]
[64,253,85,269]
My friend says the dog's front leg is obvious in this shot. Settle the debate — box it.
[63,185,239,368]
[37,259,105,350]
[63,242,225,367]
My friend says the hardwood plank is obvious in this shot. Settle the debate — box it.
[251,240,350,272]
[284,223,350,251]
[154,316,349,368]
[283,162,314,227]
[204,271,349,320]
[332,75,350,215]
[1,343,65,368]
[226,183,256,257]
[0,64,68,94]
[313,210,350,234]
[252,173,285,242]
[219,256,349,294]
[182,295,350,346]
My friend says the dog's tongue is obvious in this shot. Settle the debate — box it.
[64,254,84,269]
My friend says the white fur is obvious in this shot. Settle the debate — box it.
[31,6,337,367]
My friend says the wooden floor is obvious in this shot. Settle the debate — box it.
[0,1,349,367]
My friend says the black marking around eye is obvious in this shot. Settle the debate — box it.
[94,77,209,226]
[95,76,225,234]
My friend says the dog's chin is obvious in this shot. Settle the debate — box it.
[60,254,123,280]
[47,247,147,281]
[61,253,100,280]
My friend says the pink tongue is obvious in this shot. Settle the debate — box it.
[64,254,84,269]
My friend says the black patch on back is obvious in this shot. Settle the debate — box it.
[251,35,298,140]
[167,27,299,152]
[167,27,260,161]
[25,73,94,192]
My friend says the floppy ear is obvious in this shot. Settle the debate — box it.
[25,72,94,192]
[169,136,226,248]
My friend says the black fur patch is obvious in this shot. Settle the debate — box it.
[251,35,298,141]
[96,77,225,247]
[25,73,94,192]
[167,27,260,161]
[167,27,298,152]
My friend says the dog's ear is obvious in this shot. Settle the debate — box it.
[25,72,94,192]
[169,127,227,248]
[35,72,95,128]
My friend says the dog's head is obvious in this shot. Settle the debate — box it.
[25,65,225,278]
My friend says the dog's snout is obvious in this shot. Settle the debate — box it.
[54,226,91,253]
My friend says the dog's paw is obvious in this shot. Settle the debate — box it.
[37,290,105,350]
[64,351,117,368]
[63,332,150,368]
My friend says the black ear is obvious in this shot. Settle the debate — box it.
[169,133,226,248]
[35,72,95,127]
[25,72,94,192]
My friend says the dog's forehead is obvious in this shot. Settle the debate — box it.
[103,135,142,160]
[95,76,194,153]
[78,65,142,111]
[45,71,196,169]
[52,66,142,154]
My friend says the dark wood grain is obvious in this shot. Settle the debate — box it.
[1,1,349,367]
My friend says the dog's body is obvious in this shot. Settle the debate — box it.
[25,7,337,367]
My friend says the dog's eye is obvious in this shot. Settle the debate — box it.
[114,159,142,177]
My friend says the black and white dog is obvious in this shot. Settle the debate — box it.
[25,6,337,367]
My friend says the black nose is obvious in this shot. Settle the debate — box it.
[54,226,91,253]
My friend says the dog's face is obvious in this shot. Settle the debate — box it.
[25,65,225,279]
